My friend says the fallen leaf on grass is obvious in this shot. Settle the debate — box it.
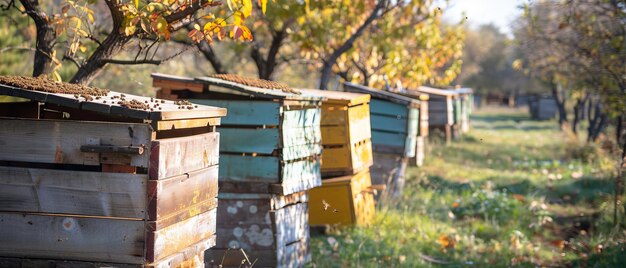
[437,234,456,249]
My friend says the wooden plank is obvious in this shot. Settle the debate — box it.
[369,99,407,117]
[148,236,215,268]
[371,114,408,133]
[321,146,352,172]
[350,139,373,173]
[309,170,373,226]
[219,155,279,183]
[218,192,307,210]
[0,101,39,118]
[146,208,217,262]
[206,238,310,268]
[282,143,322,161]
[320,104,348,125]
[406,107,419,157]
[0,166,146,219]
[298,88,370,106]
[343,82,418,107]
[147,165,219,222]
[149,132,219,180]
[215,203,308,250]
[190,99,280,126]
[371,130,407,148]
[0,118,151,167]
[280,158,321,195]
[309,183,355,226]
[282,108,321,128]
[321,125,349,145]
[281,125,322,148]
[0,212,144,263]
[195,77,321,101]
[347,103,372,143]
[0,257,137,268]
[371,153,408,200]
[156,117,221,131]
[219,128,279,154]
[354,191,376,226]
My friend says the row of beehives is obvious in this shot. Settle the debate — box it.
[0,74,472,268]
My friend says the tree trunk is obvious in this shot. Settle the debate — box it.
[319,60,335,90]
[318,1,388,90]
[587,98,607,142]
[196,40,227,74]
[551,82,568,128]
[70,34,131,85]
[20,0,57,77]
[572,97,584,135]
[250,28,287,81]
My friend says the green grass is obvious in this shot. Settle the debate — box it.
[308,106,625,267]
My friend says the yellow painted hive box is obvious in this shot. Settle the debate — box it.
[299,89,373,177]
[308,170,375,226]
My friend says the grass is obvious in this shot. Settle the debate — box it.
[308,106,626,267]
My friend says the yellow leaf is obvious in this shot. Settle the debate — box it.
[52,71,62,82]
[242,0,252,17]
[233,11,243,26]
[258,0,268,14]
[79,44,87,53]
[134,0,139,9]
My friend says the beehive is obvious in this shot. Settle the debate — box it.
[343,82,422,200]
[455,88,473,133]
[0,76,225,267]
[298,89,373,176]
[406,86,458,143]
[308,170,375,226]
[528,95,557,120]
[152,73,322,267]
[205,192,310,267]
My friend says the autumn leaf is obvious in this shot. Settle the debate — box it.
[437,234,455,249]
[242,0,253,17]
[258,0,268,14]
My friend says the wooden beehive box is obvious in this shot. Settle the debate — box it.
[152,73,323,195]
[205,192,310,267]
[152,73,321,267]
[298,89,373,176]
[308,170,375,226]
[455,88,473,133]
[343,82,421,199]
[529,95,557,120]
[0,76,225,267]
[407,86,458,142]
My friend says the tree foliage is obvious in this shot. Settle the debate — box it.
[2,0,267,85]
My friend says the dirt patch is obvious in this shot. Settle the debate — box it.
[209,74,300,94]
[0,75,109,96]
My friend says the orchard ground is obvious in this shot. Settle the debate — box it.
[309,106,626,267]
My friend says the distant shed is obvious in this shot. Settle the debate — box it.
[152,73,321,267]
[0,76,225,267]
[343,82,424,200]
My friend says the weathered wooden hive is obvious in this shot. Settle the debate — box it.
[406,86,459,142]
[297,89,376,227]
[152,73,322,268]
[452,88,473,134]
[0,76,225,267]
[343,82,423,200]
[528,95,557,120]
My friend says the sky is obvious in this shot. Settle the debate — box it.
[442,0,526,35]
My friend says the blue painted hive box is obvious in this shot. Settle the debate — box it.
[343,82,423,200]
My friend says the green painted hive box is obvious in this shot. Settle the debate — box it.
[152,73,323,196]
